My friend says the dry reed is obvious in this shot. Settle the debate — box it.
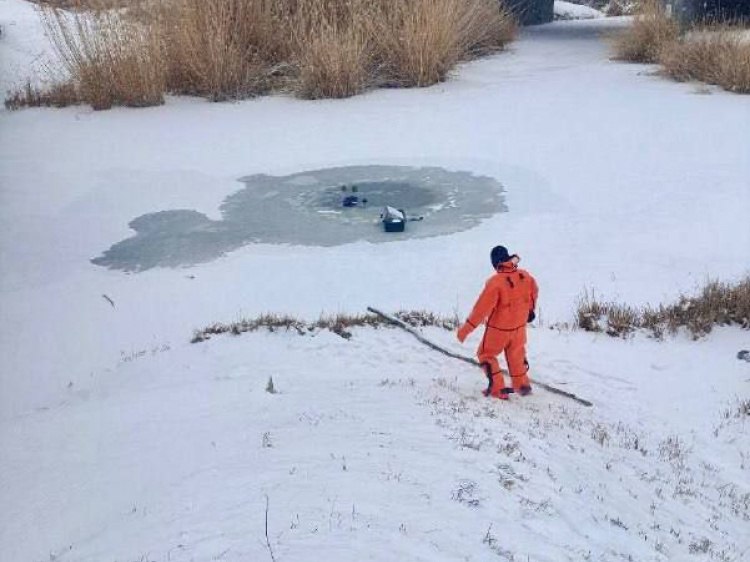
[577,277,750,339]
[611,1,750,93]
[9,0,516,110]
[40,3,166,109]
[611,0,679,63]
[659,28,750,93]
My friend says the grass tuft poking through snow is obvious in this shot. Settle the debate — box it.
[722,397,750,421]
[191,310,459,343]
[424,375,750,560]
[576,276,750,339]
[3,80,79,110]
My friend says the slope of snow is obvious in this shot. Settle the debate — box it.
[0,1,749,560]
[2,324,748,562]
[0,0,55,94]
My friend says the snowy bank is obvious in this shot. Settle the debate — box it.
[554,1,604,20]
[0,5,748,562]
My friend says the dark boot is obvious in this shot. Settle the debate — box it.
[481,363,511,400]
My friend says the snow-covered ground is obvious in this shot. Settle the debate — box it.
[555,1,604,20]
[1,1,749,560]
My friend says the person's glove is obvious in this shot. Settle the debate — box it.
[527,310,536,323]
[457,323,472,343]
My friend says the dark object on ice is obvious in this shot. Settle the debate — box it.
[738,350,750,363]
[669,0,750,24]
[342,192,367,207]
[519,385,533,396]
[342,195,359,207]
[506,0,553,25]
[381,206,406,232]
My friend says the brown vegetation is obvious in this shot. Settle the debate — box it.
[191,310,458,343]
[659,29,750,93]
[40,6,166,109]
[576,277,750,339]
[611,0,679,63]
[612,0,750,93]
[29,0,139,8]
[8,0,516,110]
[4,80,78,110]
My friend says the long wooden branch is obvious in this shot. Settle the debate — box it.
[367,306,593,407]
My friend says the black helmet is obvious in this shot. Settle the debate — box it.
[490,245,512,269]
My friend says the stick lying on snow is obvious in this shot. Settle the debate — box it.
[367,307,593,408]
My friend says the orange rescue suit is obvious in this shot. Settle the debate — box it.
[459,262,539,394]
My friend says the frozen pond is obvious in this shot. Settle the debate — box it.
[91,165,506,272]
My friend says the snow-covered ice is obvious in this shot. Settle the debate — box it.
[1,1,749,560]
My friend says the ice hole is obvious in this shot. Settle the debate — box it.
[92,165,506,272]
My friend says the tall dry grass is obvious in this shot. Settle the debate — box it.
[611,0,679,63]
[41,4,166,109]
[8,0,516,110]
[158,0,279,100]
[295,23,372,98]
[659,28,750,93]
[372,0,515,87]
[577,276,750,339]
[289,0,375,98]
[611,1,750,93]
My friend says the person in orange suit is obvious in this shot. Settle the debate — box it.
[457,246,539,400]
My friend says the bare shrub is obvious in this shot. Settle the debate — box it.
[576,276,750,339]
[611,0,679,63]
[659,27,750,93]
